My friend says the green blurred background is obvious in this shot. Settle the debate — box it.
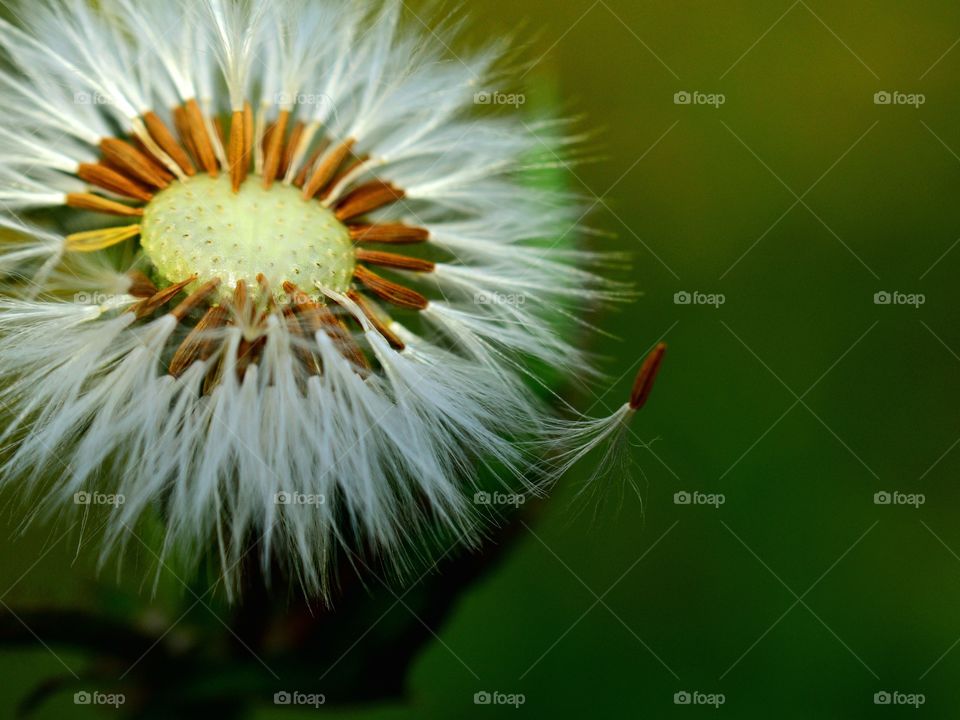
[4,0,960,717]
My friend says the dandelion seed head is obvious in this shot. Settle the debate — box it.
[0,0,642,599]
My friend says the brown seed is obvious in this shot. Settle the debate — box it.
[629,342,667,411]
[173,105,200,167]
[66,193,143,217]
[262,109,290,188]
[261,121,276,159]
[236,338,265,375]
[126,271,158,298]
[185,98,219,176]
[319,153,369,201]
[77,163,153,202]
[213,116,226,154]
[99,138,171,190]
[283,306,324,376]
[280,121,305,178]
[283,282,370,370]
[256,273,272,295]
[228,109,248,192]
[134,275,197,318]
[294,145,326,188]
[232,279,248,311]
[347,290,405,350]
[254,273,278,317]
[168,305,229,378]
[352,266,428,311]
[243,101,254,171]
[130,137,177,183]
[302,138,356,200]
[335,181,404,221]
[355,250,435,273]
[143,111,196,176]
[349,223,430,244]
[171,278,221,321]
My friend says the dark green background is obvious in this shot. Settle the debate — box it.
[3,0,960,717]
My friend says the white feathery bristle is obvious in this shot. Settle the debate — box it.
[203,0,268,111]
[0,169,84,210]
[105,0,199,102]
[0,126,93,174]
[540,404,646,506]
[0,216,68,283]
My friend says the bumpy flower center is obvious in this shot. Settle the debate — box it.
[141,174,355,297]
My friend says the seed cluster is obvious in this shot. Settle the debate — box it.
[141,175,355,299]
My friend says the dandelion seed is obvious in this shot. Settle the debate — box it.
[0,0,634,599]
[545,343,668,508]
